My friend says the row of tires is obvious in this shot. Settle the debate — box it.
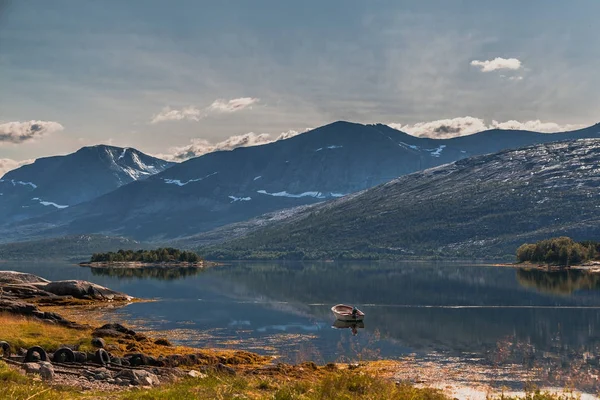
[1,341,201,368]
[0,341,112,365]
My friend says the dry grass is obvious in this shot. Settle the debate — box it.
[0,313,96,353]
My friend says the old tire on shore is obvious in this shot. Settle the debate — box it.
[53,347,75,363]
[0,341,10,358]
[128,353,148,367]
[95,349,110,365]
[25,346,48,362]
[73,351,87,363]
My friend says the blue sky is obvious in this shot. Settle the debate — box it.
[1,0,599,170]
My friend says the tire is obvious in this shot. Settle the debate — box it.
[95,348,110,365]
[128,353,148,367]
[25,346,48,362]
[53,347,75,363]
[73,351,87,363]
[0,341,10,358]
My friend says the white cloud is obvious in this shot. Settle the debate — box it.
[389,117,585,139]
[470,57,522,72]
[0,158,34,176]
[207,97,260,113]
[0,121,64,144]
[490,119,584,133]
[151,106,202,124]
[151,97,260,124]
[163,129,308,160]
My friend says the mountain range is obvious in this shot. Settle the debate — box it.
[0,145,173,223]
[1,121,599,256]
[208,139,600,259]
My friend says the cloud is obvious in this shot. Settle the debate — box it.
[470,57,522,72]
[0,121,64,144]
[151,97,260,124]
[163,129,307,160]
[0,158,34,176]
[206,97,260,113]
[388,117,585,139]
[150,106,202,124]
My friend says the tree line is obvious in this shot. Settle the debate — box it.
[516,237,600,266]
[90,248,201,263]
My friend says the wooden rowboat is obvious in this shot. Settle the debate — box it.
[331,304,364,321]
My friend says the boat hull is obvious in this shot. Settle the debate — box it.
[331,304,365,321]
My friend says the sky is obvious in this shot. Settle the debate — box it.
[1,0,599,173]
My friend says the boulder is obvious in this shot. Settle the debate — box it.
[39,362,55,381]
[188,370,207,379]
[0,271,50,285]
[36,280,131,301]
[115,369,160,386]
[23,362,41,374]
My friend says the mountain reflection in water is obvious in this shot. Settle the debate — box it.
[4,260,600,391]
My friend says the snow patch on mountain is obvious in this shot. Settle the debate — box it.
[229,196,252,202]
[118,148,128,160]
[427,145,446,157]
[315,145,343,152]
[32,197,68,209]
[0,179,37,189]
[256,190,348,199]
[163,172,218,186]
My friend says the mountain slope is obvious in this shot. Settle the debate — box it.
[0,145,173,222]
[4,121,600,243]
[211,139,600,259]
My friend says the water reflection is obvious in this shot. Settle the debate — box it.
[4,260,600,389]
[90,266,203,281]
[516,268,600,295]
[332,320,365,336]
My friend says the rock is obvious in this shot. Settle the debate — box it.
[95,323,136,336]
[73,351,87,363]
[39,362,55,381]
[154,338,172,346]
[23,362,41,374]
[188,370,207,379]
[0,271,50,285]
[91,329,126,338]
[35,280,131,301]
[115,369,160,386]
[216,363,236,376]
[0,299,81,328]
[91,337,106,348]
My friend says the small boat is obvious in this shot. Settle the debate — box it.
[331,304,365,321]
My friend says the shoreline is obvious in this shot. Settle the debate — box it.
[493,261,600,272]
[78,260,222,269]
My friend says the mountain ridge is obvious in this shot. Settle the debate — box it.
[2,121,600,244]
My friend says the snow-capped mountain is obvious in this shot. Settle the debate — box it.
[0,145,173,222]
[212,139,600,259]
[3,121,600,243]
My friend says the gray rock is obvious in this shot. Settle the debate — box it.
[36,280,131,301]
[23,362,41,374]
[115,369,160,386]
[188,370,207,379]
[0,271,50,285]
[39,362,55,381]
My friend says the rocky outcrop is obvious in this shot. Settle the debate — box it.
[0,299,82,328]
[0,271,132,302]
[36,280,131,301]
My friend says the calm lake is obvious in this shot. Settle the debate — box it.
[3,260,600,368]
